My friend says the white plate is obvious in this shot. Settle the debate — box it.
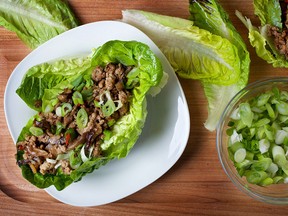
[4,21,190,206]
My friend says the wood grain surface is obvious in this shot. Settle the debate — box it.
[1,0,288,215]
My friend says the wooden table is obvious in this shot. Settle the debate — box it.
[1,0,288,215]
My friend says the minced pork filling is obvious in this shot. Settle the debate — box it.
[268,1,288,59]
[16,63,133,175]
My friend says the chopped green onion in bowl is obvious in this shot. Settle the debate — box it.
[217,77,288,205]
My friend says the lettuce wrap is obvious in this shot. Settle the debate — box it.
[236,0,288,67]
[15,40,164,190]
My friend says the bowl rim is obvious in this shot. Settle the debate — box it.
[216,77,288,205]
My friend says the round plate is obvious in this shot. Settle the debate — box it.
[4,21,190,206]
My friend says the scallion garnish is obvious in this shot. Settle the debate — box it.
[227,87,288,186]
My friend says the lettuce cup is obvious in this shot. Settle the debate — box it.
[15,40,165,190]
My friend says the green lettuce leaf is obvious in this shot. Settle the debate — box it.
[16,40,164,190]
[237,0,288,67]
[253,0,282,28]
[236,11,288,68]
[16,57,92,111]
[0,0,79,49]
[122,4,250,131]
[122,10,242,86]
[189,0,250,130]
[91,41,163,157]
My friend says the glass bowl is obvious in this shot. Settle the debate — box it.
[217,77,288,205]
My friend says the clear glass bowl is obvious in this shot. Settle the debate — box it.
[217,77,288,205]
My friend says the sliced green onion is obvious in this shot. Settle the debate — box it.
[56,106,62,117]
[72,91,84,105]
[94,100,101,108]
[229,142,244,153]
[55,121,64,135]
[114,100,123,111]
[245,151,254,161]
[99,90,112,105]
[61,103,72,116]
[71,75,83,88]
[245,170,268,184]
[272,145,288,175]
[257,92,272,107]
[226,87,288,186]
[80,144,89,163]
[259,177,274,186]
[252,118,270,128]
[80,144,94,163]
[265,103,275,119]
[56,151,73,160]
[236,120,246,131]
[88,146,94,158]
[46,98,59,114]
[235,159,253,169]
[230,107,240,120]
[250,128,256,138]
[264,125,274,141]
[76,108,88,129]
[279,115,288,123]
[108,119,116,127]
[29,126,44,136]
[234,148,246,163]
[251,158,272,171]
[272,145,285,163]
[229,130,243,145]
[81,88,93,102]
[256,126,266,140]
[275,130,288,145]
[101,100,116,117]
[266,162,279,177]
[276,101,288,115]
[46,158,57,164]
[55,103,72,117]
[251,106,265,113]
[103,130,112,141]
[69,150,82,169]
[259,139,270,154]
[97,90,123,117]
[44,104,53,113]
[280,91,288,100]
[239,102,253,127]
[273,176,284,184]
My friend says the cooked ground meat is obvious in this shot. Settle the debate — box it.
[61,160,72,175]
[268,1,288,59]
[268,26,288,59]
[16,63,133,175]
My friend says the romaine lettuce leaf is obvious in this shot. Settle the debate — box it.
[237,0,288,68]
[189,0,250,131]
[236,10,288,68]
[0,0,79,49]
[91,41,163,157]
[122,4,250,131]
[16,57,92,111]
[189,0,250,77]
[253,0,282,28]
[122,10,242,86]
[16,40,164,190]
